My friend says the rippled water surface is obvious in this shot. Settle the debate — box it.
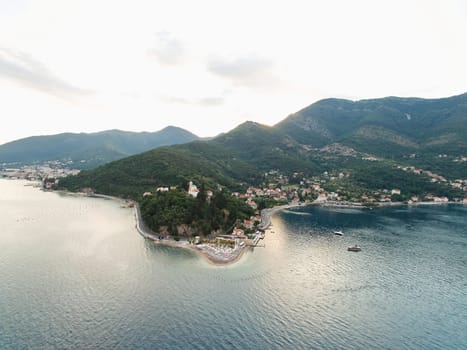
[1,180,466,349]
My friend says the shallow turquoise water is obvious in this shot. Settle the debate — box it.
[1,180,466,349]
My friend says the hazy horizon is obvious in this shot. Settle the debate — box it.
[1,0,466,144]
[1,91,466,146]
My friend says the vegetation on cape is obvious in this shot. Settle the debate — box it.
[140,187,254,237]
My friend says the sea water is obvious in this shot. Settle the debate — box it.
[0,180,465,349]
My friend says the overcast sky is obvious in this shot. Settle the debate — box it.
[0,0,466,144]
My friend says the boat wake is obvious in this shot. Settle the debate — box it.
[282,210,311,216]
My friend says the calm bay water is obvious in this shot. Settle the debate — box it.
[0,179,466,349]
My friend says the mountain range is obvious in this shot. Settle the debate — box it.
[278,94,467,155]
[58,93,467,199]
[0,126,200,168]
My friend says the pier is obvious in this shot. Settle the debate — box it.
[249,231,265,247]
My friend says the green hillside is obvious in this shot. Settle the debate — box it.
[58,141,260,199]
[212,121,321,174]
[276,93,467,157]
[59,94,467,200]
[0,126,200,168]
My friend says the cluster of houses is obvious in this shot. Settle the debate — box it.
[1,162,80,187]
[139,162,467,240]
[398,165,467,192]
[232,187,289,208]
[231,166,467,211]
[232,170,355,207]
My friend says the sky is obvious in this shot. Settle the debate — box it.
[0,0,466,144]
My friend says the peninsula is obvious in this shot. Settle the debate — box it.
[133,199,254,266]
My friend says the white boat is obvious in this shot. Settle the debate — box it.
[333,230,344,236]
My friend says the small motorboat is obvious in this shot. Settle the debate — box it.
[347,245,361,252]
[333,230,344,236]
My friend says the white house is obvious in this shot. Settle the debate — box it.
[188,181,199,198]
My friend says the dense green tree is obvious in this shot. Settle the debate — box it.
[139,188,253,237]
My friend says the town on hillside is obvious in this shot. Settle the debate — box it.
[137,161,467,255]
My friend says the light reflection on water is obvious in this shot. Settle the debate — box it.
[0,180,466,349]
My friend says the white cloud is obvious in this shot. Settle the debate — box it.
[0,48,92,100]
[197,97,224,106]
[163,95,224,107]
[147,32,185,66]
[207,55,278,88]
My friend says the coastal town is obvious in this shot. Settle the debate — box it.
[0,161,80,185]
[133,160,467,265]
[2,158,466,265]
